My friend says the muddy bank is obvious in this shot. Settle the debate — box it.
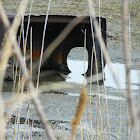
[2,87,133,140]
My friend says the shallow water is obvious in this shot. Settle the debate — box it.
[67,59,140,90]
[105,63,140,90]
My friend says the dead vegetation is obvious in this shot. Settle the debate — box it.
[0,0,140,140]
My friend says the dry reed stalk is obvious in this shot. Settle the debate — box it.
[24,0,34,52]
[12,27,22,91]
[86,2,117,139]
[30,109,35,140]
[89,16,96,138]
[0,32,12,139]
[103,71,111,139]
[13,61,18,91]
[118,89,122,139]
[22,0,33,75]
[86,0,122,92]
[13,110,18,139]
[30,27,32,80]
[89,43,94,140]
[126,100,131,140]
[80,121,83,140]
[17,77,25,139]
[57,109,68,139]
[83,29,90,139]
[2,90,29,138]
[26,27,33,139]
[0,0,28,92]
[84,29,86,80]
[14,30,56,138]
[22,2,34,134]
[0,0,28,139]
[71,86,88,140]
[89,14,102,139]
[98,2,105,137]
[101,87,105,138]
[84,108,89,139]
[95,99,100,138]
[23,17,33,139]
[122,0,139,139]
[83,20,93,138]
[0,30,12,92]
[0,1,56,140]
[98,0,105,132]
[57,109,62,129]
[36,0,51,92]
[86,2,133,139]
[128,13,131,65]
[89,3,105,138]
[22,103,30,139]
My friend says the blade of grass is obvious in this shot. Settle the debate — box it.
[36,0,52,92]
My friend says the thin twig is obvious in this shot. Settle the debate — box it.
[36,0,52,92]
[30,27,32,80]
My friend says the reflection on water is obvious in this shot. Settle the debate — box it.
[66,60,88,84]
[67,60,140,89]
[105,63,140,89]
[4,60,139,90]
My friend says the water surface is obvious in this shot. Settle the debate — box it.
[67,60,140,90]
